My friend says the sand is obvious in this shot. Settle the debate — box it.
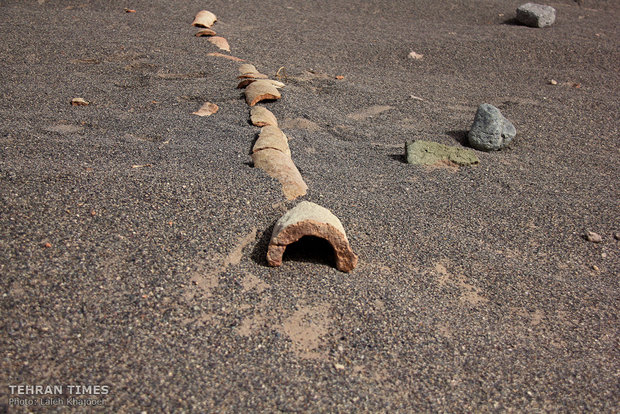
[0,0,618,411]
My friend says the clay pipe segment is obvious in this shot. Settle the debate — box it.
[267,201,358,272]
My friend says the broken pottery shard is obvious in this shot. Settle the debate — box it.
[516,3,556,28]
[251,149,307,200]
[206,52,244,62]
[405,140,479,166]
[238,64,268,79]
[245,80,281,106]
[238,73,269,80]
[208,36,230,52]
[71,97,89,106]
[238,78,284,89]
[195,28,216,37]
[267,201,358,272]
[253,126,290,156]
[192,102,219,116]
[239,64,258,76]
[251,106,278,127]
[192,10,217,28]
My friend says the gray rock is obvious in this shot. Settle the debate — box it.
[516,3,556,28]
[468,104,516,151]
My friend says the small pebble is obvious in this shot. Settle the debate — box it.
[614,232,620,241]
[549,79,558,85]
[586,231,602,243]
[592,265,599,271]
[334,363,345,370]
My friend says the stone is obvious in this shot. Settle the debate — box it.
[245,80,281,106]
[405,140,479,166]
[251,149,307,200]
[250,106,278,127]
[468,104,516,151]
[516,3,556,28]
[267,201,358,272]
[586,231,602,243]
[253,126,290,157]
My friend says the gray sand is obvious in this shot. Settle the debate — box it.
[1,0,618,411]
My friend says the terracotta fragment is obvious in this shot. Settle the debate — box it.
[195,28,216,37]
[250,106,278,127]
[208,36,230,52]
[237,78,284,89]
[251,149,307,200]
[245,80,281,106]
[192,102,219,117]
[267,201,358,272]
[192,10,217,28]
[71,97,89,106]
[253,126,290,156]
[239,64,258,75]
[238,64,268,79]
[206,52,244,62]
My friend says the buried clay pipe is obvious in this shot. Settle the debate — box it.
[251,149,307,200]
[267,201,358,272]
[250,106,278,127]
[253,125,290,157]
[245,80,281,106]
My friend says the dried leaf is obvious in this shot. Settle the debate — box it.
[250,106,278,127]
[132,164,152,169]
[208,36,230,52]
[192,102,219,117]
[206,52,244,62]
[71,97,89,106]
[195,28,216,37]
[408,51,424,60]
[335,75,345,80]
[192,10,217,28]
[245,80,281,106]
[124,8,136,13]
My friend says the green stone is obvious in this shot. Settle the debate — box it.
[405,140,479,166]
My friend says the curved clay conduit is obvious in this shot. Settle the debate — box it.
[191,10,357,272]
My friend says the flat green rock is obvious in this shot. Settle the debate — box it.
[405,140,479,166]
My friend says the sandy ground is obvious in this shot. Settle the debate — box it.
[1,0,618,411]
